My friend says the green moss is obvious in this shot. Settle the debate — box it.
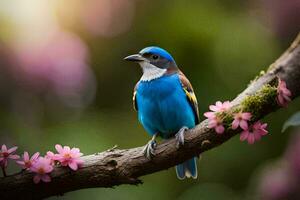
[211,83,277,130]
[216,108,240,127]
[221,112,234,126]
[241,84,277,119]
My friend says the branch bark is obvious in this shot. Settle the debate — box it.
[1,33,300,200]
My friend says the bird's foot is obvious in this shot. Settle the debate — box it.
[143,134,157,160]
[175,126,189,148]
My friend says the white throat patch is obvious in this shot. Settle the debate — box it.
[139,61,167,81]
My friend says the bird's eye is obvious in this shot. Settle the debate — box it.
[152,55,159,60]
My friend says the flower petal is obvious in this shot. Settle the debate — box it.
[1,144,7,152]
[242,112,252,120]
[16,161,25,165]
[231,119,239,130]
[70,148,80,154]
[55,144,63,153]
[283,95,291,102]
[261,123,268,129]
[9,154,20,160]
[204,112,215,118]
[240,120,248,130]
[7,146,18,154]
[277,95,284,106]
[23,152,29,161]
[254,132,261,140]
[208,120,217,128]
[259,129,268,136]
[44,166,53,174]
[283,88,291,96]
[215,125,225,134]
[280,80,286,88]
[74,158,84,166]
[68,161,78,171]
[31,152,40,161]
[240,131,249,141]
[209,105,218,112]
[223,101,231,109]
[64,146,71,152]
[216,101,222,107]
[247,134,255,144]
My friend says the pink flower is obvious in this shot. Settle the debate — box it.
[55,144,84,171]
[240,121,268,144]
[207,115,225,134]
[277,78,291,107]
[30,157,53,184]
[204,101,231,120]
[232,112,252,130]
[45,151,59,165]
[16,151,40,169]
[204,111,216,119]
[0,144,20,168]
[209,101,231,112]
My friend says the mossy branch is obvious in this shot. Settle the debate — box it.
[1,33,300,200]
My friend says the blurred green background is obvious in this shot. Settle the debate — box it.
[0,0,299,199]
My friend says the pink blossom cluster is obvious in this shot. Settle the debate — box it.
[277,78,291,107]
[204,101,268,144]
[204,101,231,134]
[0,144,84,184]
[203,78,291,144]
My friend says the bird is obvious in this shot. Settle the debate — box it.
[124,46,199,180]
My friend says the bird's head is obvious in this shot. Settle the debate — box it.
[124,46,178,81]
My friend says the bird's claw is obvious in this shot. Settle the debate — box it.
[175,126,188,148]
[143,139,157,160]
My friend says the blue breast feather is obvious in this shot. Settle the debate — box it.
[136,73,196,139]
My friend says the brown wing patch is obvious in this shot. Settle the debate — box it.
[179,71,200,124]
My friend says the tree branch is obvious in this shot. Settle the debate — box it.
[1,33,300,200]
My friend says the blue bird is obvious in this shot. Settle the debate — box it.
[124,46,199,180]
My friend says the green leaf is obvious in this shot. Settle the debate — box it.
[282,111,300,132]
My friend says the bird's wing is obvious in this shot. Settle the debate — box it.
[133,82,139,111]
[178,71,200,124]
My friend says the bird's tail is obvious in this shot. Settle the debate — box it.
[175,157,197,180]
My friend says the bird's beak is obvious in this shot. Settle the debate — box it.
[124,54,145,62]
